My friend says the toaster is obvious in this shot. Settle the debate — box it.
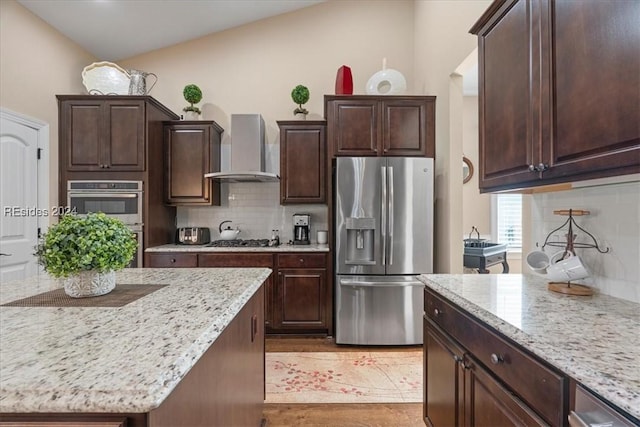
[176,227,211,245]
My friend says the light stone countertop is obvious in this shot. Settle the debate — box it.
[0,267,271,414]
[419,273,640,421]
[145,243,330,252]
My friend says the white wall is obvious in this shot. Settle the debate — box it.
[413,0,492,273]
[0,0,96,209]
[529,180,640,303]
[462,95,491,235]
[117,0,416,244]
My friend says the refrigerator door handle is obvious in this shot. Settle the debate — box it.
[340,279,424,287]
[381,166,387,266]
[388,166,394,266]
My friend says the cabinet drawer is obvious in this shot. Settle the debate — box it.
[147,253,197,267]
[424,288,565,426]
[277,253,326,269]
[198,253,273,267]
[485,253,505,264]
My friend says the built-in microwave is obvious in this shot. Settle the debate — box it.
[67,180,143,225]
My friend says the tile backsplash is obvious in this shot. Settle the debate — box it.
[177,182,329,243]
[530,180,640,303]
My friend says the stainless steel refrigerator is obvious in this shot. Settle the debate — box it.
[335,157,434,345]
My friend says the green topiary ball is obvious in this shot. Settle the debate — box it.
[291,85,310,105]
[291,85,310,115]
[183,84,203,105]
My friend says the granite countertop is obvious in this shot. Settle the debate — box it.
[146,243,330,253]
[0,267,271,414]
[419,274,640,420]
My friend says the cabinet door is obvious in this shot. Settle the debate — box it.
[476,0,540,191]
[542,0,640,179]
[424,319,465,427]
[465,356,546,427]
[326,98,379,156]
[276,268,326,330]
[104,100,145,171]
[382,98,435,157]
[164,122,221,206]
[62,99,145,171]
[278,121,326,204]
[63,100,103,171]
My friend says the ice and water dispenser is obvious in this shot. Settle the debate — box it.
[344,217,376,265]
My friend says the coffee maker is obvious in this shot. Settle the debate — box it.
[293,213,311,245]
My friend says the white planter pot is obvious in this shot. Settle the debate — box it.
[63,270,116,298]
[184,111,200,120]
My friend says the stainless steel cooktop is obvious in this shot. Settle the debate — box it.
[206,239,270,247]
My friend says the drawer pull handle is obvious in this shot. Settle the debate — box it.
[170,258,176,263]
[299,258,304,263]
[490,353,504,365]
[433,308,441,317]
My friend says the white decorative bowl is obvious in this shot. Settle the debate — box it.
[63,270,116,298]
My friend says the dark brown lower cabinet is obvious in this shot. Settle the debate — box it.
[147,251,330,335]
[277,268,326,331]
[465,354,546,427]
[0,286,265,427]
[424,287,566,426]
[424,318,465,427]
[275,253,328,334]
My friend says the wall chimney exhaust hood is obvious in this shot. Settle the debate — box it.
[204,114,279,183]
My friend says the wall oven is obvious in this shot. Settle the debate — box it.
[67,180,144,268]
[67,181,143,225]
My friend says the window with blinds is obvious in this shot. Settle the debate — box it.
[492,194,522,251]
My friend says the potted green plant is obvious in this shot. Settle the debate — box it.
[35,212,137,298]
[291,84,310,117]
[183,84,203,119]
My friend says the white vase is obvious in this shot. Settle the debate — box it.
[63,270,116,298]
[184,111,200,120]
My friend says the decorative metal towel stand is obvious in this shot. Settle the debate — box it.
[537,209,609,296]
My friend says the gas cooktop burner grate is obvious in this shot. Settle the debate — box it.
[206,239,270,247]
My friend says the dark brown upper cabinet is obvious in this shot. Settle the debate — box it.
[325,95,436,158]
[164,121,223,206]
[59,97,145,171]
[471,0,640,193]
[277,120,326,204]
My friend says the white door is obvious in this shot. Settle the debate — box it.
[0,110,48,283]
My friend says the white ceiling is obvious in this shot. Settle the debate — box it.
[17,0,325,61]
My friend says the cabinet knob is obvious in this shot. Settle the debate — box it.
[490,353,504,365]
[433,308,441,317]
[299,258,304,263]
[528,163,549,172]
[170,258,176,263]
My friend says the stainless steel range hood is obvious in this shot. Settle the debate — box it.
[204,114,279,182]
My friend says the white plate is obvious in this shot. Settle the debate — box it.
[82,61,131,95]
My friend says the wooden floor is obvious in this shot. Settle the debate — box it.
[263,337,423,427]
[265,336,422,353]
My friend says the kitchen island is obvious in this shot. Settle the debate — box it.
[0,267,270,426]
[420,274,639,424]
